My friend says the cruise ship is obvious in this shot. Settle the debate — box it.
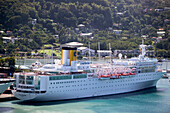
[12,42,164,101]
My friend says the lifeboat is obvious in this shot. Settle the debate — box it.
[119,73,130,78]
[126,73,130,75]
[131,73,136,75]
[128,73,136,77]
[122,73,128,76]
[117,73,121,76]
[99,74,111,80]
[100,74,111,78]
[111,74,116,76]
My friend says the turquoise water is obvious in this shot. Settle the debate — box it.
[0,79,170,113]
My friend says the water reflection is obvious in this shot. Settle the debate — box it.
[0,107,14,113]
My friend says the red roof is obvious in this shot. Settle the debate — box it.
[164,19,169,22]
[158,28,164,31]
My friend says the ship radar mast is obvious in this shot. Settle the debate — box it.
[139,39,147,60]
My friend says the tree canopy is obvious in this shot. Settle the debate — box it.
[0,0,170,57]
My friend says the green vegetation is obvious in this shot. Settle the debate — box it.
[43,44,53,48]
[37,49,61,57]
[0,57,15,73]
[0,0,170,57]
[0,57,15,67]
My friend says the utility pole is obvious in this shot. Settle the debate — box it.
[98,42,100,61]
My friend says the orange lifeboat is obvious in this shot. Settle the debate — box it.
[99,74,111,80]
[129,72,136,75]
[131,73,136,75]
[122,73,127,76]
[100,74,111,78]
[117,73,121,76]
[126,73,129,75]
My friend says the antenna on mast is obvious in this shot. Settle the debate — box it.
[139,37,147,60]
[142,39,144,45]
[98,42,100,60]
[109,43,111,63]
[88,42,91,62]
[51,46,53,64]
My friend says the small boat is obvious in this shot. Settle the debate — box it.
[0,73,15,95]
[32,60,43,69]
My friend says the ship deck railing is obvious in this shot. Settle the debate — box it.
[16,89,46,94]
[14,71,88,77]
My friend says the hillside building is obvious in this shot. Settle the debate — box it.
[77,47,95,56]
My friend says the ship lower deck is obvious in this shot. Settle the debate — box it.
[30,79,158,101]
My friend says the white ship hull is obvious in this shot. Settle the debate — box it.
[12,72,162,101]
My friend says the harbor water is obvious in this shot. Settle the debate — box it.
[0,60,169,113]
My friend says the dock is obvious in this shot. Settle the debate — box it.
[0,94,17,102]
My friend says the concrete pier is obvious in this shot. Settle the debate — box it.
[0,94,17,102]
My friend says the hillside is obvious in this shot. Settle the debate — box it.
[0,0,170,57]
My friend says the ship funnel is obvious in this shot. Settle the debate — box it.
[61,47,77,66]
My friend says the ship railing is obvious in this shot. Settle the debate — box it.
[87,73,98,78]
[30,71,88,76]
[54,71,87,76]
[18,85,34,89]
[16,89,46,94]
[0,78,15,82]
